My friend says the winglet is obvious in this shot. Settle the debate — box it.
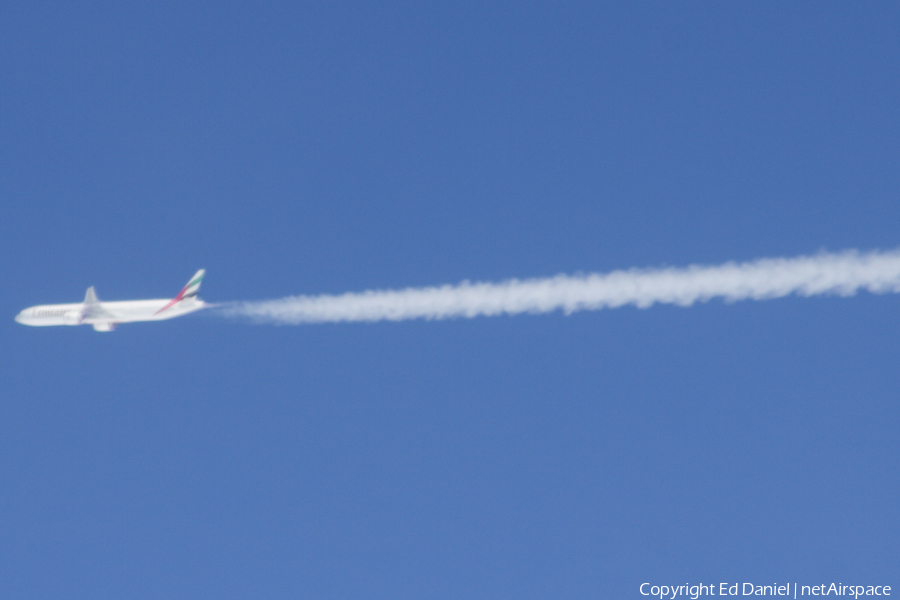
[83,286,114,321]
[84,286,99,305]
[155,270,205,315]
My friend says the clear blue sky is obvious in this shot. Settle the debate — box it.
[2,2,898,598]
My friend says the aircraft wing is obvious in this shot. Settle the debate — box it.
[82,286,116,320]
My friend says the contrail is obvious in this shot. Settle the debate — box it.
[221,249,900,324]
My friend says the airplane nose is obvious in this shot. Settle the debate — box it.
[14,310,28,324]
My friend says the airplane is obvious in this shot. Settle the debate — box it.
[15,270,207,332]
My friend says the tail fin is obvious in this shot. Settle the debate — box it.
[154,269,205,315]
[179,269,205,299]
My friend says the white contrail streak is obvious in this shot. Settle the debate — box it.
[222,249,900,324]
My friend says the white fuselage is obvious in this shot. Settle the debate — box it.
[15,298,205,327]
